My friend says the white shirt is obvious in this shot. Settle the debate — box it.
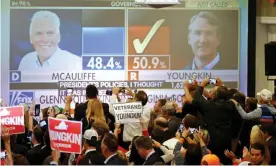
[32,143,41,148]
[109,95,119,116]
[104,153,117,164]
[192,53,220,70]
[18,47,81,71]
[123,105,151,142]
[266,136,272,142]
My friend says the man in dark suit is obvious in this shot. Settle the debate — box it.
[26,127,44,165]
[185,12,228,70]
[101,133,127,165]
[74,84,98,121]
[260,124,276,165]
[184,78,235,164]
[161,102,182,134]
[78,129,105,165]
[134,136,164,165]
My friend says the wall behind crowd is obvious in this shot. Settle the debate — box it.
[255,0,276,94]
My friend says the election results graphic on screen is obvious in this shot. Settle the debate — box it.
[3,0,248,107]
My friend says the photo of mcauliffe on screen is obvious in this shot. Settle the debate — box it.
[10,10,82,71]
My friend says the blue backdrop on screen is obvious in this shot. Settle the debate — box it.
[9,9,82,70]
[82,27,125,55]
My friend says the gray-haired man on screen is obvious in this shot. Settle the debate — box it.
[18,11,81,71]
[185,12,222,70]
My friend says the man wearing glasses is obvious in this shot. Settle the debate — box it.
[18,11,81,71]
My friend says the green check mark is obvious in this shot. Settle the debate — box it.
[133,19,165,54]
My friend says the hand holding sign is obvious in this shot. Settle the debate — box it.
[1,126,10,142]
[113,102,143,124]
[48,117,82,154]
[0,106,25,135]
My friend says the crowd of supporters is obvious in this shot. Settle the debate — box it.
[1,78,276,165]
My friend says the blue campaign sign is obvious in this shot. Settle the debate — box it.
[82,56,125,70]
[9,91,34,106]
[10,71,21,82]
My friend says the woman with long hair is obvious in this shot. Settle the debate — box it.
[81,99,105,134]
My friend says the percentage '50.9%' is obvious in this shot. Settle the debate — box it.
[128,56,170,70]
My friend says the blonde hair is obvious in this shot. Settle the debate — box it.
[86,99,105,123]
[23,106,29,130]
[250,125,265,144]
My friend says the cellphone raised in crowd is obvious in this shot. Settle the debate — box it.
[0,151,6,159]
[189,128,197,134]
[106,87,126,96]
[67,88,73,96]
[179,123,184,133]
[34,104,40,116]
[209,78,217,85]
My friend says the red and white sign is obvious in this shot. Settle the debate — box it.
[48,117,82,154]
[0,106,25,135]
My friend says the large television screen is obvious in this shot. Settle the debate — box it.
[1,0,248,107]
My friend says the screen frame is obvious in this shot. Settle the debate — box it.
[1,0,250,104]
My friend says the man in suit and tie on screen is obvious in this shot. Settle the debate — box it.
[185,11,222,70]
[18,10,81,71]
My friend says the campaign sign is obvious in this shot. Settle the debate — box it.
[0,106,25,135]
[113,102,143,123]
[48,117,82,154]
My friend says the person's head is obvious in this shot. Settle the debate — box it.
[231,90,246,108]
[185,143,202,165]
[135,91,148,106]
[154,99,167,113]
[257,89,273,104]
[201,154,221,165]
[161,102,176,119]
[129,136,141,163]
[250,143,265,165]
[56,114,68,120]
[250,125,265,145]
[83,129,98,149]
[188,12,220,60]
[92,121,109,140]
[183,114,198,129]
[154,117,168,130]
[32,126,43,145]
[259,124,276,140]
[41,107,49,119]
[209,86,231,100]
[245,97,258,113]
[29,11,60,60]
[134,136,153,159]
[101,133,118,157]
[13,154,29,165]
[86,99,105,123]
[86,84,98,99]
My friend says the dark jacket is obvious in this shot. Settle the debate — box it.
[78,150,105,165]
[26,144,44,165]
[143,152,164,165]
[192,86,236,164]
[267,136,276,165]
[168,116,182,134]
[105,154,127,165]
